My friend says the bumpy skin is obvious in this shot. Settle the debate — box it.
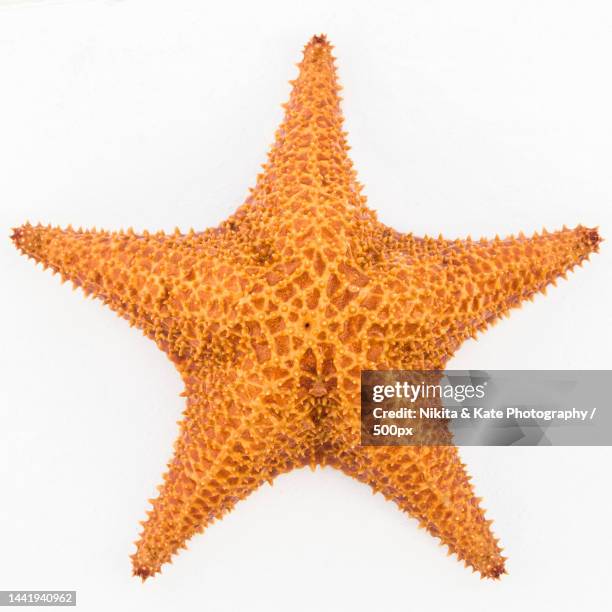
[12,35,600,580]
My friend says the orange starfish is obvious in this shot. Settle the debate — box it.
[12,34,599,580]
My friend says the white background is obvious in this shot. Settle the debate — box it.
[1,1,611,611]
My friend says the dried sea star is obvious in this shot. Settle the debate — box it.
[12,35,600,580]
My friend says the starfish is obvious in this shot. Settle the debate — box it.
[11,34,600,581]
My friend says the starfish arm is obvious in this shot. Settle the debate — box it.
[226,35,371,249]
[383,225,600,362]
[437,225,601,342]
[11,223,246,356]
[244,35,360,205]
[131,377,309,579]
[332,444,506,578]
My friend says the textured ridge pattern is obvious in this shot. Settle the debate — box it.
[12,35,600,581]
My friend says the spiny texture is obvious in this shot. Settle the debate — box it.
[12,35,600,581]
